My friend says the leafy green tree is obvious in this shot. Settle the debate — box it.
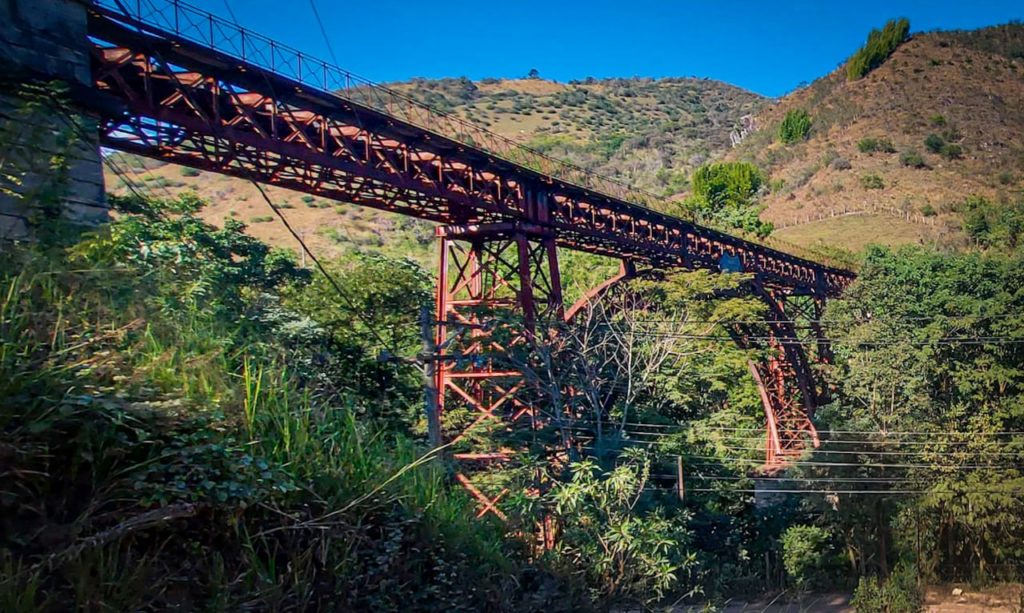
[825,246,1024,580]
[847,18,912,80]
[778,109,812,144]
[681,162,773,237]
[552,449,698,604]
[284,252,432,429]
[81,191,308,318]
[958,195,1024,249]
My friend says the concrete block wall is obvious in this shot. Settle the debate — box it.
[0,0,107,240]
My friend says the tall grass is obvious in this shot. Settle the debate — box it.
[239,357,510,565]
[0,239,535,610]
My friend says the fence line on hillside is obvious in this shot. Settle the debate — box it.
[772,202,941,230]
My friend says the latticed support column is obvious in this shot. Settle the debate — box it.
[433,224,564,531]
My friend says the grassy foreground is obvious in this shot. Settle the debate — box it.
[0,195,583,611]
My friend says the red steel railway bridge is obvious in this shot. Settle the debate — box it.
[65,0,854,519]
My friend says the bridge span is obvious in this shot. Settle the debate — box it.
[27,0,855,518]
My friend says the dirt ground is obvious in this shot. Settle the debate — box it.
[923,583,1023,612]
[673,583,1023,612]
[694,593,852,612]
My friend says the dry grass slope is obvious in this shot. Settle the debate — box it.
[729,25,1024,250]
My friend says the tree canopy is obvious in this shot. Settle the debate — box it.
[681,161,773,237]
[847,18,912,80]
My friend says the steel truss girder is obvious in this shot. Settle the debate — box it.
[84,8,854,297]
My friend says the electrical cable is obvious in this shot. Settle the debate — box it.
[206,1,415,360]
[567,420,1024,437]
[25,88,408,363]
[307,0,339,67]
[576,446,1024,470]
[641,487,1024,496]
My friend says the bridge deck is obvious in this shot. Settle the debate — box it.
[84,0,854,297]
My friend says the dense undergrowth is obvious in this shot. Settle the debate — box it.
[8,194,1024,610]
[6,85,1024,611]
[0,195,580,611]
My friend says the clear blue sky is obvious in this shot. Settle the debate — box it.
[199,0,1021,97]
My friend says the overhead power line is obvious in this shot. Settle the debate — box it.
[307,0,340,67]
[651,474,961,484]
[578,446,1024,470]
[560,418,1024,439]
[622,331,1024,347]
[573,420,1024,437]
[642,487,1024,497]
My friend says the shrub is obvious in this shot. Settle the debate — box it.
[924,133,945,153]
[921,203,937,217]
[830,156,852,170]
[301,195,316,204]
[851,563,922,613]
[929,113,947,127]
[778,109,812,144]
[940,143,963,159]
[900,150,926,168]
[861,174,885,189]
[180,167,201,177]
[858,137,896,154]
[846,18,911,80]
[553,449,697,604]
[250,215,274,223]
[781,525,836,590]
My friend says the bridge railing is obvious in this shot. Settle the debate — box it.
[93,0,853,274]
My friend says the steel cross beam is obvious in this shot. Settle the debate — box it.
[435,224,567,533]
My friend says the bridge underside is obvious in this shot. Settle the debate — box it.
[75,0,854,520]
[434,226,831,520]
